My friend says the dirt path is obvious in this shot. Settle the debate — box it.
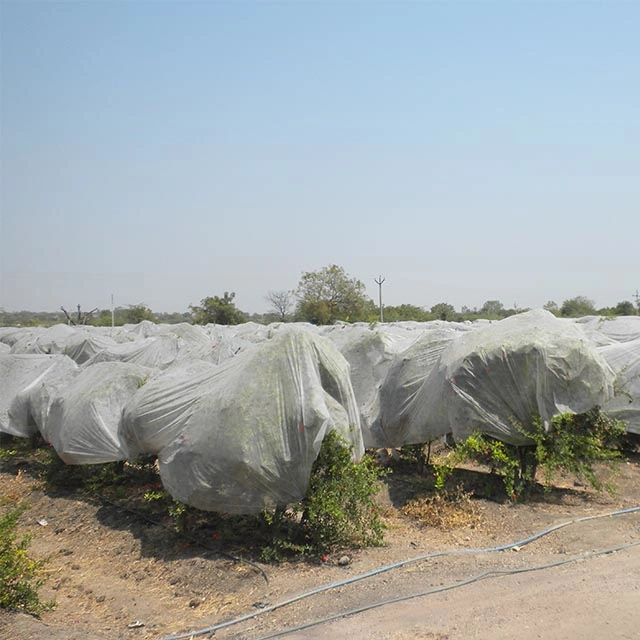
[2,458,640,640]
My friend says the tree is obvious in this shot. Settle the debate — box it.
[479,300,505,319]
[543,301,559,315]
[125,303,154,324]
[265,290,293,321]
[190,292,246,325]
[560,296,597,318]
[614,300,637,316]
[295,265,372,324]
[430,302,456,321]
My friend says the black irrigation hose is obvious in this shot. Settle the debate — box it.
[254,540,640,640]
[85,487,270,585]
[160,505,640,640]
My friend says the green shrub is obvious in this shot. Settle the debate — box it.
[435,407,625,500]
[0,505,54,614]
[299,430,387,552]
[261,431,388,560]
[531,407,625,492]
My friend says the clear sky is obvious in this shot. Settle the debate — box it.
[1,1,638,315]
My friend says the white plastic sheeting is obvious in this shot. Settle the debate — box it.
[157,327,363,514]
[122,360,221,456]
[387,310,615,446]
[372,326,462,447]
[322,323,425,446]
[0,354,79,437]
[2,311,640,514]
[84,335,181,370]
[600,339,640,434]
[47,362,154,464]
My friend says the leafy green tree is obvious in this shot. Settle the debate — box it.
[614,300,637,316]
[479,300,505,318]
[560,296,597,318]
[190,292,246,325]
[125,303,154,324]
[430,302,456,321]
[543,301,559,315]
[295,265,372,324]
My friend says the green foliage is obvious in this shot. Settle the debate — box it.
[430,302,456,321]
[382,304,431,322]
[0,505,54,614]
[125,303,155,324]
[261,431,388,560]
[560,295,597,317]
[614,300,637,316]
[434,408,625,500]
[530,408,625,492]
[143,489,189,532]
[41,448,129,493]
[295,264,372,324]
[300,431,387,552]
[190,292,246,325]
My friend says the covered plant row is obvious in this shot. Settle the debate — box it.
[1,310,639,514]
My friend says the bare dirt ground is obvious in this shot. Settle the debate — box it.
[2,451,640,640]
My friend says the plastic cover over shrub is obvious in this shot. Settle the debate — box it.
[0,354,79,437]
[601,338,640,434]
[386,310,615,446]
[46,362,154,464]
[156,327,363,514]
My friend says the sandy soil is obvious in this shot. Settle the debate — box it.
[1,454,640,640]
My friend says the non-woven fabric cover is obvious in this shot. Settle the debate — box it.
[84,335,180,370]
[121,360,221,456]
[0,354,78,437]
[322,323,425,447]
[62,332,118,365]
[574,316,640,345]
[600,339,640,434]
[372,326,462,448]
[8,356,79,438]
[9,324,77,355]
[47,362,154,464]
[157,326,363,514]
[403,310,615,446]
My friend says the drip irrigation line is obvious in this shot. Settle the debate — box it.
[254,540,640,640]
[160,504,640,640]
[85,488,269,584]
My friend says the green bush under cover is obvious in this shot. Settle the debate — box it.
[435,407,626,500]
[0,505,53,614]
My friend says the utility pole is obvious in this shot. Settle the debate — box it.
[374,275,385,322]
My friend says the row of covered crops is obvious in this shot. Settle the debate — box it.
[1,310,639,514]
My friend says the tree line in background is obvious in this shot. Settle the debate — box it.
[1,264,639,327]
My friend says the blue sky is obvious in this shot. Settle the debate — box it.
[1,1,638,314]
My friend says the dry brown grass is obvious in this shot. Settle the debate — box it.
[401,485,481,531]
[0,468,33,507]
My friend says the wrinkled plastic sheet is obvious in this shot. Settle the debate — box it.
[85,335,181,370]
[0,354,79,437]
[380,310,615,446]
[47,362,154,464]
[372,326,462,447]
[154,327,363,514]
[322,323,427,446]
[600,339,640,434]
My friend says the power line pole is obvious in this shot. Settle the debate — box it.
[374,275,385,322]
